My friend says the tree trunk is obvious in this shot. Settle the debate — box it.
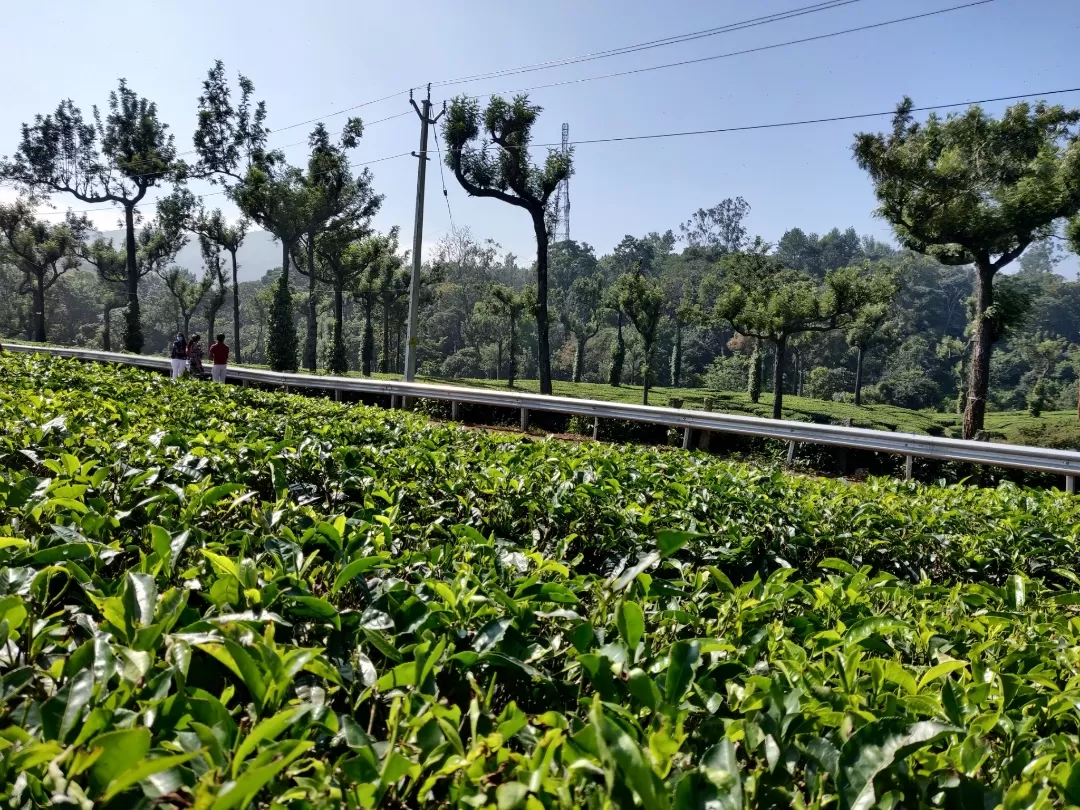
[573,334,586,383]
[610,311,625,387]
[123,204,142,353]
[963,265,995,440]
[507,315,517,388]
[207,297,222,345]
[532,214,552,395]
[32,271,46,342]
[642,341,652,406]
[496,339,503,380]
[266,241,297,372]
[103,303,113,351]
[230,250,241,363]
[380,304,390,374]
[772,335,788,420]
[670,321,682,387]
[304,238,318,372]
[329,285,346,374]
[362,298,375,377]
[748,339,762,403]
[853,346,865,407]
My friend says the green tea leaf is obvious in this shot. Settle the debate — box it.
[917,660,968,693]
[616,601,645,651]
[87,728,152,795]
[656,529,699,558]
[837,718,959,810]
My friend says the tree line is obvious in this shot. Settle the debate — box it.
[2,65,1080,440]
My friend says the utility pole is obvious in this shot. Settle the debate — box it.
[404,84,444,382]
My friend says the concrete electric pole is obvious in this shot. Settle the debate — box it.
[403,84,445,383]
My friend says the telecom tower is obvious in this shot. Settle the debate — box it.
[552,122,571,242]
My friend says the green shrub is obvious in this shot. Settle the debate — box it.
[3,354,1080,808]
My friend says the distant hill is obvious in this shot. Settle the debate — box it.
[94,229,282,283]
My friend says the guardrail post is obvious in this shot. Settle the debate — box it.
[334,389,342,402]
[669,398,692,450]
[1068,476,1077,495]
[592,416,600,441]
[520,407,529,432]
[837,418,851,474]
[905,455,914,481]
[786,441,797,468]
[698,397,713,450]
[390,395,398,410]
[451,401,461,421]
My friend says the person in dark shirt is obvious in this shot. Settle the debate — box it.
[208,334,229,383]
[187,334,205,378]
[170,333,187,380]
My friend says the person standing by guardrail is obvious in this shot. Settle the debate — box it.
[209,333,229,383]
[187,335,205,379]
[169,333,187,381]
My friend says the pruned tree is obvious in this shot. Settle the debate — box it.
[605,280,627,388]
[374,249,410,374]
[487,284,534,388]
[159,265,212,337]
[199,235,229,341]
[854,97,1080,438]
[844,264,900,405]
[83,217,186,349]
[232,165,307,371]
[159,189,250,360]
[0,199,91,342]
[316,227,398,375]
[559,273,605,383]
[605,235,664,388]
[0,80,181,352]
[713,244,881,419]
[617,267,666,405]
[293,122,383,371]
[443,94,572,395]
[192,60,270,184]
[192,60,304,372]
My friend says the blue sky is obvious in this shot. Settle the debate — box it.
[3,0,1078,270]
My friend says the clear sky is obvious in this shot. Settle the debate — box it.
[2,0,1078,269]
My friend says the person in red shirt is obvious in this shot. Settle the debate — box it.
[208,333,229,383]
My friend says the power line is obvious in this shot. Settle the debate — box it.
[218,0,871,139]
[41,1,874,180]
[268,90,411,135]
[429,0,867,89]
[9,0,994,189]
[33,85,1080,221]
[270,111,412,153]
[527,87,1080,150]
[461,0,999,101]
[431,129,456,233]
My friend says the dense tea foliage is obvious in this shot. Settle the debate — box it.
[2,353,1080,809]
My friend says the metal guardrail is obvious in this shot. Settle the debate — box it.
[6,342,1080,487]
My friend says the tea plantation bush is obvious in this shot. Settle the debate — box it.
[2,353,1080,809]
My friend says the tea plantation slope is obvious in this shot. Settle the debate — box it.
[2,353,1080,809]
